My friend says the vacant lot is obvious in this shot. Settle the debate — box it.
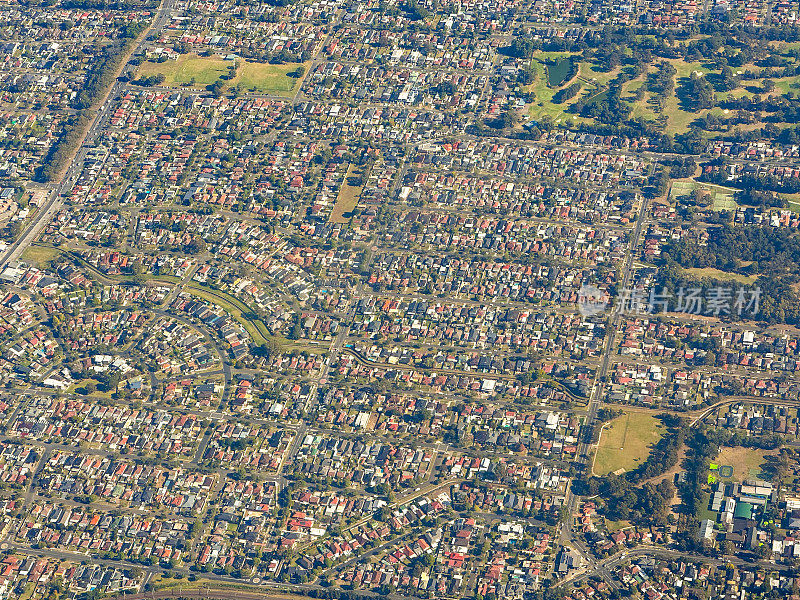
[715,446,773,481]
[593,411,665,476]
[330,165,363,223]
[21,244,60,268]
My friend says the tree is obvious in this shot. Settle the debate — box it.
[252,338,283,359]
[506,38,537,59]
[681,73,716,110]
[183,238,207,255]
[718,65,739,92]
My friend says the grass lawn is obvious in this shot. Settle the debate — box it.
[21,244,60,268]
[661,93,698,135]
[715,446,774,482]
[656,59,714,135]
[235,61,308,96]
[525,52,592,125]
[137,54,229,87]
[136,54,307,96]
[153,577,300,597]
[697,490,718,523]
[770,74,800,95]
[66,378,114,398]
[681,267,757,285]
[593,411,665,476]
[605,518,631,532]
[580,63,621,88]
[330,164,363,223]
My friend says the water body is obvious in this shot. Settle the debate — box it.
[547,56,574,87]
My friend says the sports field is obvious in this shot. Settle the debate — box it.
[669,180,738,211]
[235,61,306,96]
[593,411,665,476]
[136,54,229,87]
[136,54,307,96]
[714,446,773,482]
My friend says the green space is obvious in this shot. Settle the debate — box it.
[769,74,800,95]
[605,518,631,532]
[137,54,229,87]
[185,283,271,346]
[714,446,772,482]
[524,55,724,134]
[681,267,757,285]
[136,54,307,96]
[697,490,718,522]
[66,378,114,399]
[21,244,61,268]
[670,180,738,211]
[153,577,307,598]
[234,61,307,96]
[330,164,363,223]
[593,411,666,476]
[546,56,574,87]
[525,57,590,125]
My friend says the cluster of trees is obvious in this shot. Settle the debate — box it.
[574,85,631,125]
[182,237,207,255]
[647,61,677,111]
[580,475,676,526]
[505,37,537,59]
[553,82,581,104]
[34,111,90,182]
[679,427,734,545]
[664,221,800,275]
[706,169,800,195]
[719,93,800,126]
[708,428,782,451]
[667,156,697,179]
[251,337,283,360]
[133,73,165,87]
[661,223,800,324]
[736,188,786,208]
[484,107,519,130]
[680,73,716,110]
[75,21,145,110]
[35,20,147,182]
[289,65,306,79]
[627,415,687,481]
[401,0,430,21]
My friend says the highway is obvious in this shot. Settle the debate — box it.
[0,0,176,269]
